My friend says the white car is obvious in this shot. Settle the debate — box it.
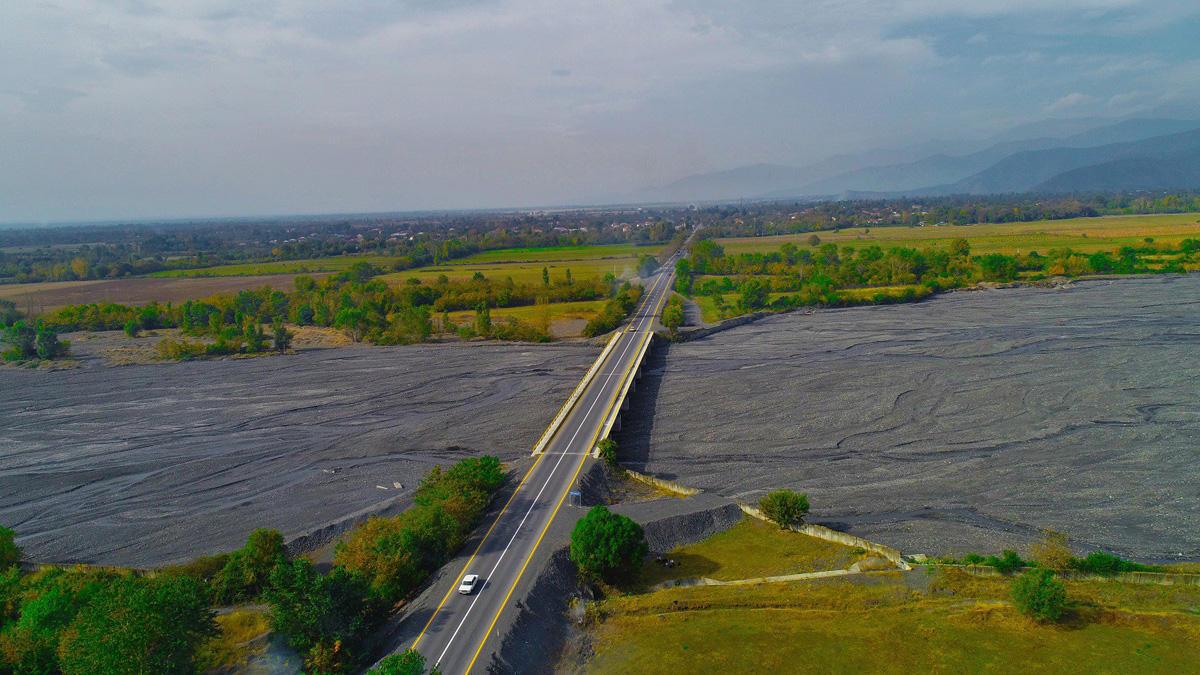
[458,574,480,595]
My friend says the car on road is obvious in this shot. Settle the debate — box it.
[458,574,480,595]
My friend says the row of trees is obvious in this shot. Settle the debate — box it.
[0,455,505,673]
[675,237,1197,318]
[34,264,638,351]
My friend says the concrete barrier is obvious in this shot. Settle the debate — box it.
[623,469,700,497]
[738,503,911,570]
[932,564,1200,586]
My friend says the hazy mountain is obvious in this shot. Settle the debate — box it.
[1034,151,1200,193]
[774,118,1200,198]
[637,117,1197,204]
[944,126,1200,195]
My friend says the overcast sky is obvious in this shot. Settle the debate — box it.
[3,0,1200,223]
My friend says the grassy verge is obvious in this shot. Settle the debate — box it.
[444,299,607,337]
[582,568,1200,673]
[195,608,272,672]
[639,517,865,587]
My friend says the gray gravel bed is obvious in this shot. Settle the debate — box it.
[619,275,1200,562]
[0,342,597,567]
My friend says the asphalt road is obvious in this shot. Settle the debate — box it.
[409,255,679,674]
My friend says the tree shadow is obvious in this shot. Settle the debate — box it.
[635,551,722,590]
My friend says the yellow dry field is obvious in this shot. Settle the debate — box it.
[443,299,608,338]
[719,213,1200,257]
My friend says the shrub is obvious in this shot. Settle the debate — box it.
[58,576,217,675]
[758,489,810,528]
[264,560,383,673]
[272,319,293,351]
[1070,551,1152,576]
[0,527,18,570]
[1029,531,1073,571]
[962,553,984,565]
[596,438,618,468]
[335,457,504,603]
[1010,569,1067,622]
[124,320,141,338]
[211,529,288,604]
[0,568,122,673]
[984,549,1027,574]
[370,649,440,674]
[569,506,648,583]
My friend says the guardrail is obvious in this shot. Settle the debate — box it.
[530,331,622,456]
[591,329,654,456]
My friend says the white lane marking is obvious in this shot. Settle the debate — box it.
[432,263,675,669]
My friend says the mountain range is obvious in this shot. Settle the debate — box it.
[636,118,1200,203]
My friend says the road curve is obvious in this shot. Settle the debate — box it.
[408,253,680,674]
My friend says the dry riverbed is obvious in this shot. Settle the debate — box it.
[0,341,598,566]
[620,274,1200,563]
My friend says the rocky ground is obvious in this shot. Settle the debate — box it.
[0,341,598,566]
[619,275,1200,563]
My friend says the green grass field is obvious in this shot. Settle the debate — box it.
[719,213,1200,257]
[451,243,655,264]
[639,518,864,587]
[583,565,1200,674]
[150,243,651,279]
[379,256,640,287]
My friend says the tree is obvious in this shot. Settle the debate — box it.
[596,438,619,468]
[758,489,809,528]
[1010,569,1067,622]
[0,526,18,569]
[542,266,550,286]
[2,321,37,359]
[474,302,491,337]
[950,238,971,258]
[569,506,647,583]
[35,327,68,360]
[807,234,821,247]
[264,559,383,670]
[370,649,441,675]
[244,321,267,352]
[272,318,293,352]
[57,576,218,675]
[738,278,769,311]
[565,268,573,286]
[124,320,141,338]
[1029,531,1072,572]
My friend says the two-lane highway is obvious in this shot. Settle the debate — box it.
[408,252,680,674]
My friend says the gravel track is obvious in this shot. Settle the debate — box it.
[0,342,597,566]
[619,275,1200,562]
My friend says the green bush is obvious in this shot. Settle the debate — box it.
[0,567,122,673]
[1010,569,1067,622]
[123,320,141,338]
[370,649,441,674]
[1069,551,1153,575]
[0,527,18,570]
[569,506,648,583]
[596,438,619,468]
[335,457,505,603]
[211,529,288,605]
[264,560,383,673]
[984,550,1027,574]
[758,489,810,528]
[57,576,217,675]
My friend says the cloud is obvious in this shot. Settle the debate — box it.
[1045,92,1099,114]
[2,0,1200,221]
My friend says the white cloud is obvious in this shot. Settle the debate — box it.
[1045,92,1099,114]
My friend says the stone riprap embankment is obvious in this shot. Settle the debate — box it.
[618,275,1200,562]
[0,342,597,567]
